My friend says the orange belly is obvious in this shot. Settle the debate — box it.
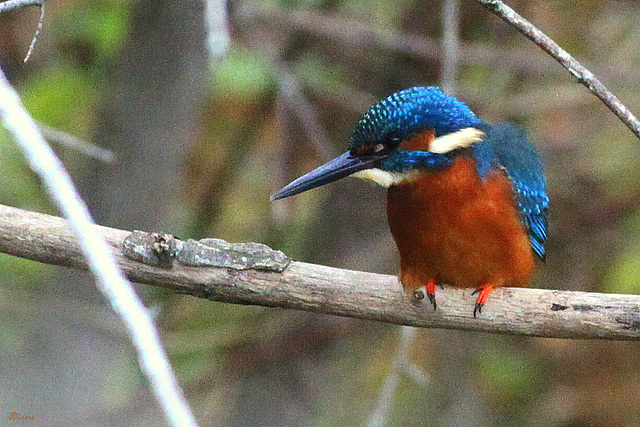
[387,156,535,292]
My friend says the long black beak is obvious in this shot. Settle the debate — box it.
[271,151,382,200]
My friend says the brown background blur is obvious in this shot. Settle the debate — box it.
[2,0,640,425]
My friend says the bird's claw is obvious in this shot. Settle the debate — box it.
[427,291,437,311]
[473,301,483,318]
[472,285,494,318]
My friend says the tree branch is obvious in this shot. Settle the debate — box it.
[0,0,43,14]
[22,0,44,62]
[0,68,196,426]
[37,121,116,163]
[244,6,640,85]
[476,0,640,140]
[2,203,640,340]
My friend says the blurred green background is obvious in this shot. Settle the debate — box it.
[2,0,640,425]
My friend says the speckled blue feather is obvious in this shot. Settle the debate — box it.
[349,87,481,151]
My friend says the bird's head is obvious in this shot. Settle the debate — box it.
[271,86,484,200]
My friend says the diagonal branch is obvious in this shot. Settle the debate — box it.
[245,6,640,84]
[0,0,43,13]
[22,0,44,62]
[37,121,116,163]
[476,0,640,140]
[0,69,196,426]
[1,203,640,341]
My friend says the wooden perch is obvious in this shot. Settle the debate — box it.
[0,203,639,340]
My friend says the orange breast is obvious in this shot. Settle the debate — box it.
[386,156,535,292]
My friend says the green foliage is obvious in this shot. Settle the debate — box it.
[51,0,131,58]
[339,0,413,28]
[212,46,275,98]
[0,129,49,212]
[477,347,537,405]
[19,65,99,135]
[606,208,640,294]
[607,241,640,294]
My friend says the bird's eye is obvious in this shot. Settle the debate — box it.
[388,137,401,146]
[378,136,401,152]
[351,143,388,157]
[350,137,400,157]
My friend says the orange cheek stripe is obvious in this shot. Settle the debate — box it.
[398,128,435,151]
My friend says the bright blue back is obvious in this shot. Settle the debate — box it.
[473,123,549,260]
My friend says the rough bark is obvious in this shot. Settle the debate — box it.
[1,204,639,340]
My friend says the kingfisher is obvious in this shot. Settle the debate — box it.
[271,87,548,317]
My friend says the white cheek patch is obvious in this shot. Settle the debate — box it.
[352,168,418,188]
[429,127,484,154]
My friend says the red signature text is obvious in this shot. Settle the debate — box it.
[8,412,35,421]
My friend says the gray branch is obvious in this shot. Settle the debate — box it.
[0,68,196,426]
[0,0,43,13]
[476,0,640,140]
[1,203,640,340]
[38,121,116,163]
[245,6,640,85]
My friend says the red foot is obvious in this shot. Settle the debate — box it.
[472,285,495,318]
[427,280,437,311]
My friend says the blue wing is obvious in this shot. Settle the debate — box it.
[473,123,549,260]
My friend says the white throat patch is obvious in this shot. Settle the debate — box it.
[351,169,418,188]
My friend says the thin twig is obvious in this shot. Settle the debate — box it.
[368,4,462,424]
[204,0,230,59]
[246,6,640,85]
[235,7,336,162]
[476,0,640,140]
[23,2,44,62]
[400,361,430,388]
[366,326,418,427]
[274,59,336,162]
[441,0,460,95]
[0,0,42,13]
[37,121,116,163]
[0,69,197,427]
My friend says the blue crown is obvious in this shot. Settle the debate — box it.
[348,87,481,151]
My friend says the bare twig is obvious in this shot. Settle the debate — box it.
[23,1,44,62]
[204,0,230,59]
[366,326,419,427]
[476,0,640,140]
[0,0,42,13]
[37,121,116,163]
[441,0,460,95]
[274,60,336,162]
[0,69,197,427]
[1,204,640,340]
[0,0,47,62]
[237,7,337,163]
[245,6,640,85]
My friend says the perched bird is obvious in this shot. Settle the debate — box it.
[271,87,548,317]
